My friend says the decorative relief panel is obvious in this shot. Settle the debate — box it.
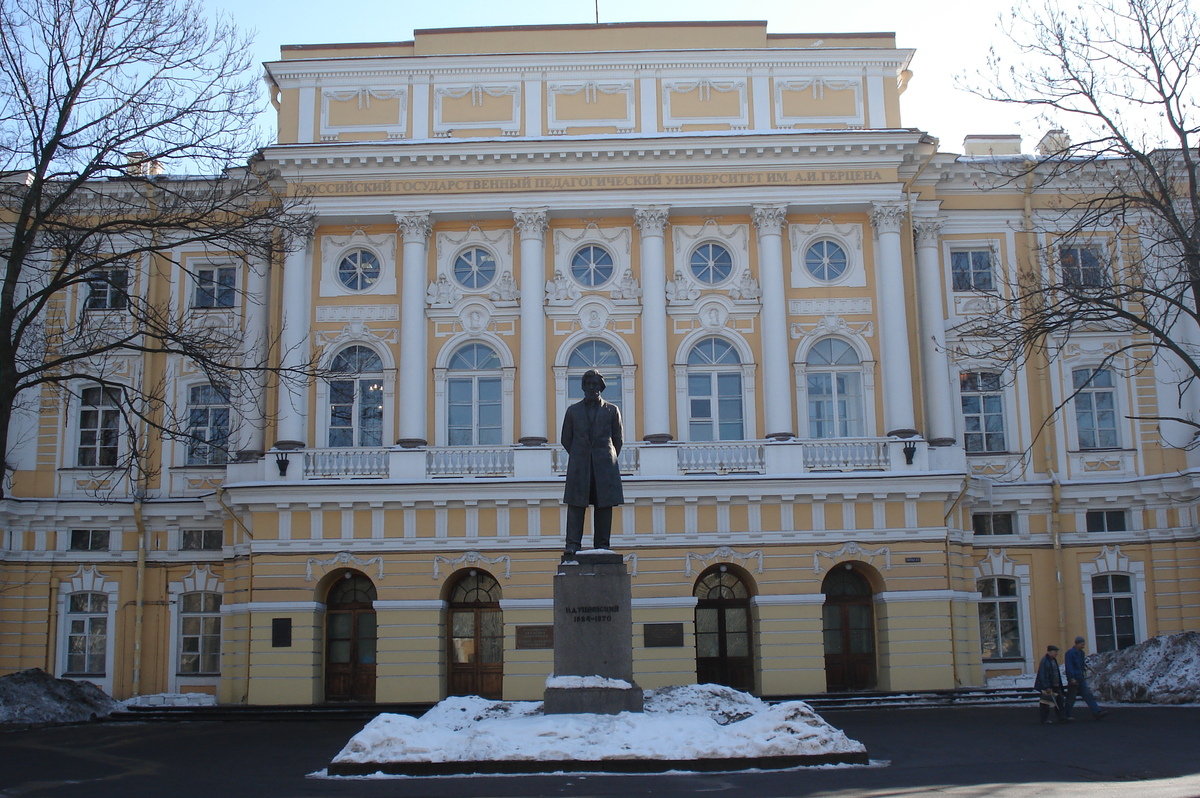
[774,78,864,128]
[789,220,866,288]
[433,84,522,136]
[320,87,408,141]
[685,545,764,576]
[662,80,749,131]
[670,222,750,302]
[306,551,384,581]
[433,550,512,580]
[790,298,873,317]
[812,541,891,574]
[319,228,397,298]
[316,305,400,324]
[547,82,636,134]
[552,225,634,298]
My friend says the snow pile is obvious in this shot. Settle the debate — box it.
[124,692,217,707]
[1089,632,1200,704]
[332,684,864,766]
[0,669,120,725]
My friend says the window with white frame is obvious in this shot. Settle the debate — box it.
[566,340,623,415]
[1073,368,1120,449]
[1086,509,1127,533]
[806,338,864,438]
[960,371,1007,453]
[327,346,384,448]
[77,386,121,467]
[70,529,110,551]
[972,512,1015,535]
[453,247,497,290]
[689,243,734,285]
[84,268,128,311]
[1060,243,1106,288]
[178,592,221,674]
[186,384,230,465]
[181,529,222,551]
[686,338,743,441]
[193,265,236,308]
[570,245,615,288]
[977,576,1021,660]
[336,249,381,292]
[65,592,108,674]
[447,343,502,446]
[804,240,849,282]
[951,250,995,292]
[1091,573,1136,652]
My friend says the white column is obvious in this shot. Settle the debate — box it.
[913,216,956,445]
[275,227,313,448]
[237,253,270,458]
[514,207,549,445]
[870,202,918,437]
[753,204,795,440]
[634,205,672,442]
[396,212,432,447]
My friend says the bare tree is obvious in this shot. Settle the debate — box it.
[954,0,1200,443]
[0,0,312,497]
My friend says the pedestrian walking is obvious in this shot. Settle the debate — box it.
[1065,635,1110,720]
[1034,644,1069,723]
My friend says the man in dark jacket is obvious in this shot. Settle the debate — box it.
[1034,644,1069,723]
[1065,635,1109,719]
[561,370,624,556]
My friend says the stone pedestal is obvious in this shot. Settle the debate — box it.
[543,552,643,714]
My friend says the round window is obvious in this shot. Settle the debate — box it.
[571,245,614,287]
[453,247,497,290]
[690,243,734,285]
[337,249,381,291]
[805,240,849,282]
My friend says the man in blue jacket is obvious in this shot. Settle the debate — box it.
[1065,635,1109,719]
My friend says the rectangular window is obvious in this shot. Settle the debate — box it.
[1060,245,1106,288]
[1086,510,1127,533]
[193,266,236,308]
[186,384,230,465]
[84,268,128,310]
[1073,368,1120,449]
[65,592,108,674]
[1092,574,1136,652]
[972,512,1015,535]
[77,386,121,467]
[70,529,110,551]
[978,577,1022,660]
[181,529,222,551]
[951,250,995,291]
[179,593,222,674]
[960,372,1007,453]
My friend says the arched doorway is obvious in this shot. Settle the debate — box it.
[694,566,754,692]
[821,564,876,691]
[324,571,377,702]
[446,570,503,699]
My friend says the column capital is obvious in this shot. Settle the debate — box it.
[869,202,908,235]
[752,204,788,234]
[912,216,946,248]
[282,218,316,253]
[395,211,432,242]
[512,207,549,239]
[633,205,670,236]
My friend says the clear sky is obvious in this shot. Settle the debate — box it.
[208,0,1049,154]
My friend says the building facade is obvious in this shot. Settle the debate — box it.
[2,21,1198,704]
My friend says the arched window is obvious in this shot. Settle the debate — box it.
[977,577,1021,660]
[567,340,623,415]
[328,346,384,447]
[447,343,502,446]
[693,567,754,692]
[571,245,614,287]
[689,243,734,285]
[447,570,503,699]
[325,573,377,702]
[1092,574,1136,652]
[806,338,864,438]
[686,338,743,441]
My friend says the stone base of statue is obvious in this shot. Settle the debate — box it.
[543,551,643,715]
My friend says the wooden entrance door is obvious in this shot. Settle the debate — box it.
[447,571,503,699]
[694,567,754,692]
[324,573,377,702]
[822,566,876,691]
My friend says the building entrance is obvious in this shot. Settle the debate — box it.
[821,565,877,691]
[447,570,503,699]
[324,573,377,702]
[694,567,755,692]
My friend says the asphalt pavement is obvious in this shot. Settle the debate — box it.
[1,704,1198,798]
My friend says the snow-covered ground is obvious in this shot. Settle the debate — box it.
[329,684,866,774]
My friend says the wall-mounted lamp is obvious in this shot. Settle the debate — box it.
[902,441,917,466]
[275,450,290,476]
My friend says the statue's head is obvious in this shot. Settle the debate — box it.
[581,369,605,399]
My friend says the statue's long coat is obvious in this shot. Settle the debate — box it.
[561,397,624,508]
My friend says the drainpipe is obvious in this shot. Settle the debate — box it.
[1049,471,1067,645]
[131,494,148,697]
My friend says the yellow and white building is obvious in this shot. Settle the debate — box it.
[2,21,1198,704]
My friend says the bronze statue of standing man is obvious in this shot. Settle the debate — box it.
[561,369,624,556]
